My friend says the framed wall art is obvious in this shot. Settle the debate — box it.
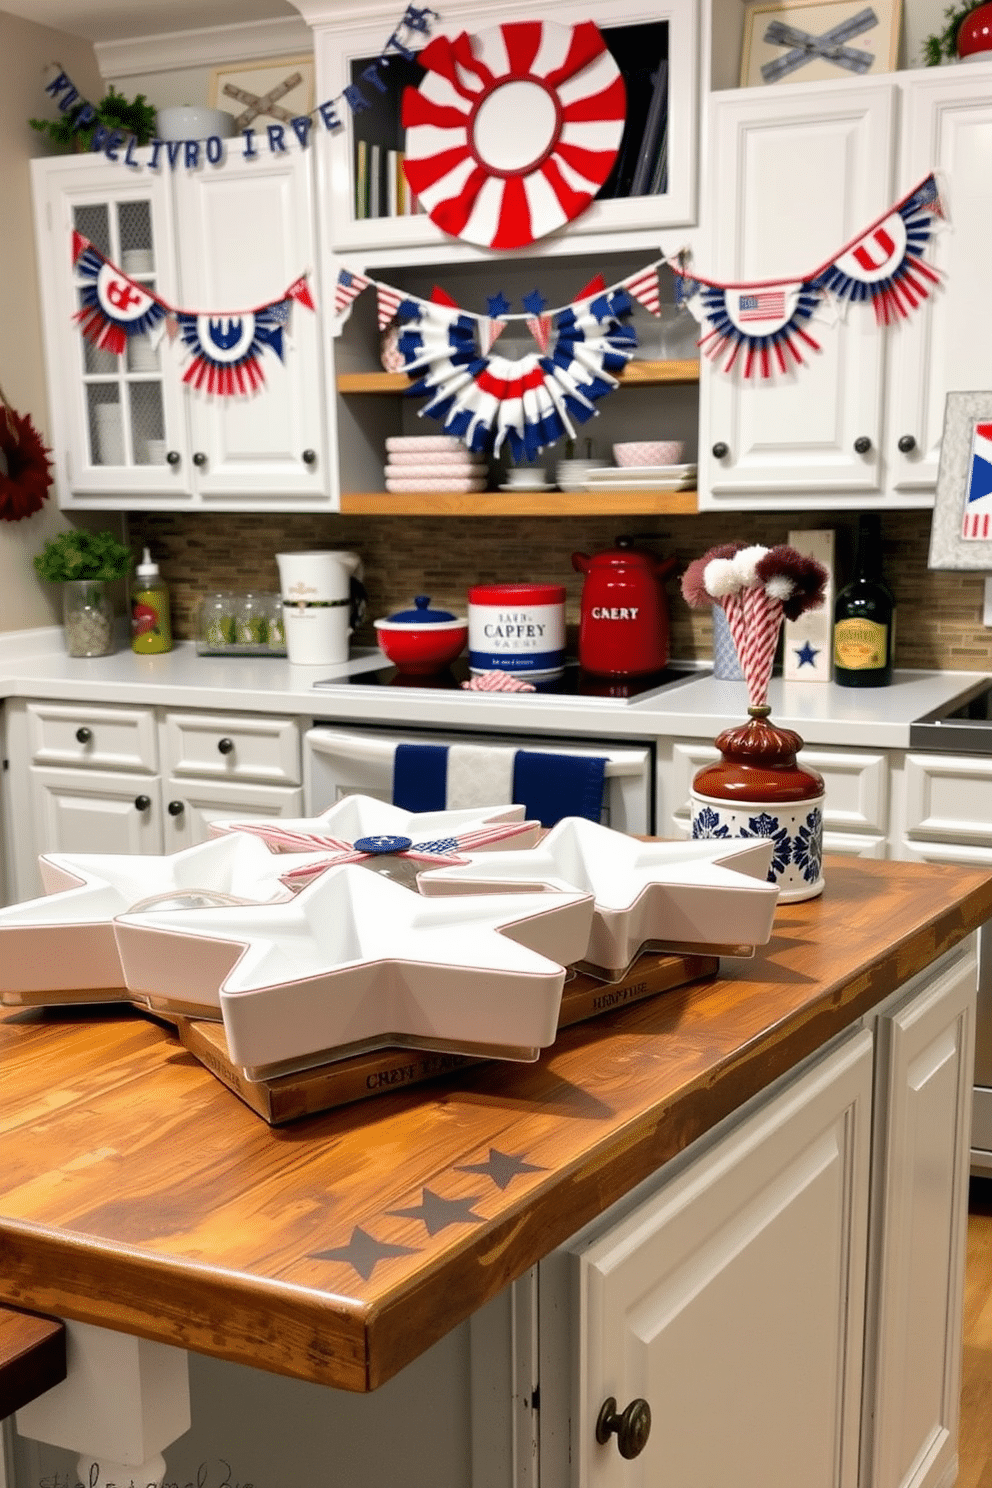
[929,391,992,572]
[739,0,901,87]
[209,55,316,131]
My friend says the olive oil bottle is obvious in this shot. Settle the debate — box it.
[833,515,894,687]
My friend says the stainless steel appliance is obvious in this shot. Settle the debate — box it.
[911,680,992,1175]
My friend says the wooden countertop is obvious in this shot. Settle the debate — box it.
[2,857,990,1394]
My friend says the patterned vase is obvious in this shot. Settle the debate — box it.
[690,705,825,903]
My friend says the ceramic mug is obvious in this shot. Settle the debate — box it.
[276,551,365,666]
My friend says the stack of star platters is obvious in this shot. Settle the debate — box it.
[0,798,781,1123]
[384,434,489,493]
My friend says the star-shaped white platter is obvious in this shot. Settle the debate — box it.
[208,793,540,853]
[112,863,595,1075]
[0,834,323,1007]
[416,818,780,979]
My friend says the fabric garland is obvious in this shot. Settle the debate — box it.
[71,232,315,396]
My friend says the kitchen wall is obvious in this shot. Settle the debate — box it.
[0,12,109,634]
[128,508,992,671]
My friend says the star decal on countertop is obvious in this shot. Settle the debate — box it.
[310,1226,418,1281]
[522,288,547,316]
[114,862,595,1069]
[486,291,511,318]
[388,1187,486,1237]
[418,819,781,976]
[794,640,820,667]
[455,1149,546,1190]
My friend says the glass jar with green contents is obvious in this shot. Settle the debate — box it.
[197,593,237,652]
[130,548,173,655]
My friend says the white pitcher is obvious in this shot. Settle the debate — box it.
[276,550,365,666]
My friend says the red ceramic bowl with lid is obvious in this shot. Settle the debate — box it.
[374,595,468,675]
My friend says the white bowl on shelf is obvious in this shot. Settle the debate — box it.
[155,107,235,142]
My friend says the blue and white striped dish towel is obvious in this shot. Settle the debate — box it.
[393,742,607,828]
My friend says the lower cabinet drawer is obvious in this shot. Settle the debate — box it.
[25,701,158,773]
[163,712,301,786]
[904,752,992,847]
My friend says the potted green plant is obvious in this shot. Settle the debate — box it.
[34,529,134,657]
[923,0,992,62]
[29,86,157,153]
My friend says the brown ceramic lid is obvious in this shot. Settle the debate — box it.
[693,706,825,805]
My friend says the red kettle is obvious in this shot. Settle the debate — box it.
[571,540,678,677]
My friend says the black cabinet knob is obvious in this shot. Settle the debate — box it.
[712,441,729,459]
[898,434,917,453]
[75,726,92,744]
[167,799,185,816]
[134,794,151,811]
[192,452,207,467]
[302,448,316,465]
[166,450,181,466]
[854,436,872,455]
[217,737,235,755]
[596,1397,652,1460]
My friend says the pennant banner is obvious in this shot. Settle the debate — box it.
[71,234,315,396]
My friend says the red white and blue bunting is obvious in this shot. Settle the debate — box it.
[676,173,945,378]
[71,232,315,396]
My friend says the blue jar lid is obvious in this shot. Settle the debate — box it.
[387,595,457,624]
[353,834,413,854]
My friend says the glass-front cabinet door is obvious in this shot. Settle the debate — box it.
[31,154,191,503]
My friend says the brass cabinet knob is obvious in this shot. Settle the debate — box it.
[595,1396,652,1460]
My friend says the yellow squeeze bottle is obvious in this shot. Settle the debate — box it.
[131,547,173,655]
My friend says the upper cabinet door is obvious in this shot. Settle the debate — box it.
[313,0,700,263]
[699,79,896,509]
[31,155,190,502]
[888,63,992,496]
[171,150,329,502]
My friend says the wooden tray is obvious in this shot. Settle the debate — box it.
[175,949,719,1124]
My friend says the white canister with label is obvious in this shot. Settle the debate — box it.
[468,583,566,678]
[276,550,364,666]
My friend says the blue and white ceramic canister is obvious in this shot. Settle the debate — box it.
[468,583,566,678]
[690,706,825,904]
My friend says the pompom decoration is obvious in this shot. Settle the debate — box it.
[682,541,828,708]
[0,398,54,522]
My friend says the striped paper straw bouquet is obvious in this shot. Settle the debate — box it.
[681,542,828,708]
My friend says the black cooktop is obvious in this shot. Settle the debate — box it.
[313,655,700,703]
[909,679,992,755]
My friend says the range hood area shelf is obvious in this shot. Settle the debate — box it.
[337,359,700,515]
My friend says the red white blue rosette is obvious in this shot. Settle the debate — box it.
[402,19,626,249]
[395,287,636,460]
[176,276,315,396]
[693,280,821,378]
[72,232,167,355]
[810,174,943,325]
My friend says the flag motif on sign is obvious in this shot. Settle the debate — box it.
[737,290,787,322]
[961,422,992,540]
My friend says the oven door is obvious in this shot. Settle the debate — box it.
[304,723,654,835]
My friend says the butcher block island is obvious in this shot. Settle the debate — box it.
[2,857,990,1488]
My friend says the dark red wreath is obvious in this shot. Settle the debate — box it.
[0,403,54,521]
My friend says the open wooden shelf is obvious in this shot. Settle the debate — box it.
[336,359,700,394]
[339,488,698,516]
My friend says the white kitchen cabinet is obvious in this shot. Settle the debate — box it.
[558,1027,873,1488]
[699,78,899,509]
[658,735,890,857]
[30,148,330,511]
[312,0,701,266]
[2,700,303,902]
[698,62,992,511]
[862,942,975,1488]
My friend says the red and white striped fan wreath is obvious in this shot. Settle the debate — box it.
[402,19,626,250]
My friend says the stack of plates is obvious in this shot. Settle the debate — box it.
[385,435,489,493]
[582,462,697,492]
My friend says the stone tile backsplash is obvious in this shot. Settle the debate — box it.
[126,509,992,673]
